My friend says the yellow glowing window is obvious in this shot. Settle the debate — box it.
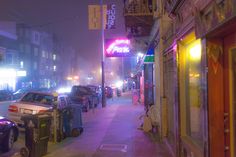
[189,40,201,61]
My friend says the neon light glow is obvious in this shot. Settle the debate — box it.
[0,68,16,91]
[115,80,123,88]
[17,70,27,77]
[106,39,131,57]
[57,87,71,94]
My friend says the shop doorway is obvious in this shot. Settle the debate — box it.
[210,31,236,157]
[224,31,236,157]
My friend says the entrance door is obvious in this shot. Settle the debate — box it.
[224,32,236,157]
[230,48,236,157]
[163,51,176,154]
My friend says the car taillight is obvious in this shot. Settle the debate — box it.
[8,105,18,113]
[38,110,46,113]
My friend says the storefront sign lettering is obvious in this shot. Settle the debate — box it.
[106,4,116,29]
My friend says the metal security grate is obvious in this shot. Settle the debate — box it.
[99,144,128,152]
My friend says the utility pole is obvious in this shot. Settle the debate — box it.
[101,0,106,107]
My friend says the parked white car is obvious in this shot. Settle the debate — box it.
[8,91,70,128]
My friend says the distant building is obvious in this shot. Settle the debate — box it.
[0,21,19,91]
[16,23,56,89]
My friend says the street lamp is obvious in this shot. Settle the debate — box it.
[101,0,106,107]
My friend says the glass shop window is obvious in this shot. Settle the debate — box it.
[185,39,203,144]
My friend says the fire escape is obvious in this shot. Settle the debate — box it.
[124,0,156,38]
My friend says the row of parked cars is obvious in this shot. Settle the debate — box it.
[0,88,53,102]
[0,85,102,153]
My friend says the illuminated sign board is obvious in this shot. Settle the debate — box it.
[105,39,131,57]
[144,48,154,64]
[106,4,116,29]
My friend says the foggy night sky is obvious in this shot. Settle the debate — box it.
[0,0,126,71]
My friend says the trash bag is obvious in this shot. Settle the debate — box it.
[143,116,152,132]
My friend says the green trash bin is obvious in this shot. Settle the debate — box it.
[21,114,52,157]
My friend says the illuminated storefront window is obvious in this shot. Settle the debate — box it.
[178,33,204,145]
[186,39,202,142]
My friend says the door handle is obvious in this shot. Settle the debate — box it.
[225,146,229,151]
[224,112,229,123]
[224,129,230,133]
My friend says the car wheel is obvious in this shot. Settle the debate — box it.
[71,128,80,137]
[20,147,29,157]
[2,128,15,152]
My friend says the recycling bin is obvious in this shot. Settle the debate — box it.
[61,107,72,137]
[70,104,83,137]
[21,114,51,157]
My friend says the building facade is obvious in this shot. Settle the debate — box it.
[0,21,20,91]
[16,24,59,89]
[124,0,236,156]
[153,0,236,157]
[123,0,157,108]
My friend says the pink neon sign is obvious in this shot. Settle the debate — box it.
[105,39,131,57]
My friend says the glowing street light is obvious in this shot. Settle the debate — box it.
[67,77,73,80]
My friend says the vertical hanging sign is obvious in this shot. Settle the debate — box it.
[106,4,116,29]
[88,5,107,30]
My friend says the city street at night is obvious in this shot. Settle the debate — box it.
[1,0,236,157]
[1,92,170,157]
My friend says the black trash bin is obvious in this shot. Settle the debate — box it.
[61,107,72,137]
[21,114,51,157]
[70,104,83,137]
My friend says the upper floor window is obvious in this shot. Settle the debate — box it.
[34,47,38,56]
[42,50,46,57]
[20,44,24,52]
[53,65,56,71]
[35,33,39,42]
[25,44,31,53]
[5,53,13,65]
[20,61,24,68]
[53,54,56,60]
[33,62,38,70]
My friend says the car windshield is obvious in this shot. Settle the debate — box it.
[20,92,55,105]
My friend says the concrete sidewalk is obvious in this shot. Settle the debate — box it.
[45,92,171,157]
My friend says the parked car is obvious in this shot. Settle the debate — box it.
[0,90,13,101]
[69,86,91,112]
[105,86,113,98]
[13,88,53,100]
[13,88,33,100]
[8,91,70,128]
[87,85,101,96]
[0,116,19,152]
[84,85,100,107]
